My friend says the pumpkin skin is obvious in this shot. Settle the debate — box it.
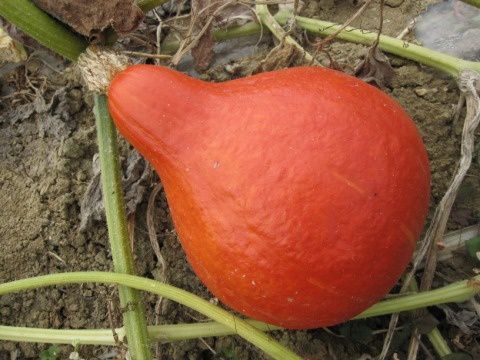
[108,65,430,329]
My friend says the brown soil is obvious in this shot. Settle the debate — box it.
[1,1,479,359]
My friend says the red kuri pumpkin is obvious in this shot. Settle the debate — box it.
[108,65,430,329]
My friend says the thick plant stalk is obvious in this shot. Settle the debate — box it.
[0,0,86,61]
[93,95,152,360]
[275,11,480,77]
[427,328,452,358]
[0,321,280,346]
[0,0,168,61]
[0,272,479,346]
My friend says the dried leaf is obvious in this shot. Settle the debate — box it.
[213,2,255,28]
[190,0,216,72]
[0,86,79,138]
[0,102,36,125]
[257,43,305,73]
[79,149,152,231]
[191,27,215,72]
[354,45,395,88]
[32,0,143,38]
[123,150,152,215]
[439,305,480,335]
[79,154,102,231]
[0,27,27,64]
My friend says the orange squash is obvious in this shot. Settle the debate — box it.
[108,65,430,329]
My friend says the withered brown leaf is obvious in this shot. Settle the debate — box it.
[32,0,143,38]
[189,0,255,72]
[190,0,216,72]
[354,45,395,88]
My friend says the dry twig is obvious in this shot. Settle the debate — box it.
[256,3,319,65]
[396,18,416,40]
[146,183,168,357]
[406,70,480,359]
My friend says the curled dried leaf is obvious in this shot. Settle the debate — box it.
[189,0,217,72]
[257,43,305,73]
[181,0,255,72]
[80,149,152,231]
[354,45,394,88]
[214,1,255,27]
[439,305,480,335]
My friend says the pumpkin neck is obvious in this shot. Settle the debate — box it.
[107,65,214,164]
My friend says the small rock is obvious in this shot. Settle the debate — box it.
[414,88,428,97]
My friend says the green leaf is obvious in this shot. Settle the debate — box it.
[466,236,480,263]
[40,345,60,360]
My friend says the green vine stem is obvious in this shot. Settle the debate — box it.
[0,272,479,348]
[275,11,480,77]
[461,0,480,8]
[427,328,452,358]
[407,277,452,358]
[164,11,480,77]
[0,272,301,360]
[0,321,280,346]
[357,276,480,318]
[93,96,152,360]
[2,2,478,79]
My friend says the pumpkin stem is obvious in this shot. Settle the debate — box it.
[77,46,130,93]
